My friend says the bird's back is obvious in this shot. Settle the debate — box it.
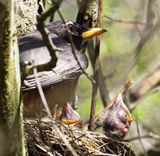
[19,25,88,91]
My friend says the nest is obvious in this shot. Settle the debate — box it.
[25,118,135,156]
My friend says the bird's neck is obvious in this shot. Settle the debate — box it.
[63,36,85,51]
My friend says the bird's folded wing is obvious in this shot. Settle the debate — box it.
[19,31,67,66]
[21,52,88,91]
[19,28,88,91]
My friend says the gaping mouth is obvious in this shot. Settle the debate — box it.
[82,27,107,39]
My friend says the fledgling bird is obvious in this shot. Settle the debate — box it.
[101,94,133,139]
[19,21,106,118]
[60,102,81,125]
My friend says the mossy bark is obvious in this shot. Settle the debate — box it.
[76,0,99,27]
[15,0,38,36]
[0,0,25,155]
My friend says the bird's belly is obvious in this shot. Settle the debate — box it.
[23,78,78,118]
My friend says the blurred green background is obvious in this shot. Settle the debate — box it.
[46,0,160,155]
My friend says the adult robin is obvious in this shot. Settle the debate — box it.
[19,21,106,118]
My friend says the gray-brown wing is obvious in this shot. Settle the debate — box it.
[19,31,88,91]
[21,50,88,91]
[19,31,68,66]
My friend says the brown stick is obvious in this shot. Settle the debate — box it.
[124,1,160,78]
[88,0,103,131]
[104,15,147,25]
[129,65,160,103]
[37,0,63,69]
[33,67,52,117]
[87,41,110,107]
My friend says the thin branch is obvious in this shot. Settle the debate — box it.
[50,121,78,156]
[68,38,96,83]
[120,80,133,95]
[98,68,111,105]
[125,132,160,142]
[33,67,52,117]
[39,1,62,21]
[49,0,64,22]
[33,67,78,156]
[36,0,63,69]
[104,15,147,25]
[87,146,118,156]
[124,0,160,77]
[34,143,54,156]
[129,65,160,103]
[87,41,110,107]
[88,0,103,131]
[135,113,148,156]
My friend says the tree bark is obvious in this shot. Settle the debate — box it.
[0,0,25,155]
[15,0,38,36]
[76,0,99,27]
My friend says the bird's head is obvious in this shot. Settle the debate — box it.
[60,103,81,126]
[47,21,106,48]
[103,94,133,139]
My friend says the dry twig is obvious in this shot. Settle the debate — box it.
[104,15,147,25]
[25,118,135,156]
[88,0,103,131]
[87,41,110,107]
[33,67,78,156]
[33,67,52,117]
[129,65,160,104]
[37,0,63,69]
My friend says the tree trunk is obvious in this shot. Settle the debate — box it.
[0,0,25,155]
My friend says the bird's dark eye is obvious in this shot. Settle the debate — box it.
[66,22,80,36]
[68,24,76,33]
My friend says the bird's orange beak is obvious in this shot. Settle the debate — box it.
[82,28,107,39]
[62,120,81,125]
[127,113,133,123]
[60,103,81,126]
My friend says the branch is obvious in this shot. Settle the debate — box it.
[88,0,104,131]
[87,41,110,106]
[36,1,63,70]
[104,15,147,25]
[125,132,160,142]
[76,0,99,27]
[129,65,160,111]
[124,0,160,77]
[33,67,52,117]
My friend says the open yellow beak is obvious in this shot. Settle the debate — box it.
[62,120,81,125]
[82,27,107,39]
[128,114,133,123]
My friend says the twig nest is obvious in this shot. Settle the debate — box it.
[25,118,135,156]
